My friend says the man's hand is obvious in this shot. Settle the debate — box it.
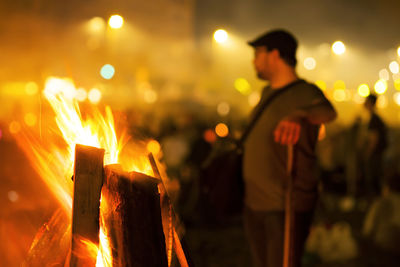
[274,119,301,145]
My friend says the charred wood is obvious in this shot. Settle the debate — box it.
[100,165,168,267]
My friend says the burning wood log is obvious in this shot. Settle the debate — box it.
[19,79,192,266]
[22,209,70,267]
[100,165,168,267]
[26,145,186,267]
[70,144,105,266]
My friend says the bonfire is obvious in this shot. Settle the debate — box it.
[15,77,188,267]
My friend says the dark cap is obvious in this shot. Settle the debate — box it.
[248,29,298,66]
[365,93,377,105]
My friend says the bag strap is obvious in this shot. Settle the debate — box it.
[237,79,304,147]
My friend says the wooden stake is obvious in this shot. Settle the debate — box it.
[100,165,168,267]
[148,153,190,267]
[283,145,294,267]
[70,144,104,267]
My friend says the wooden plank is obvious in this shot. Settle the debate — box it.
[70,144,104,267]
[100,165,168,267]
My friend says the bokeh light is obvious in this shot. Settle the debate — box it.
[88,88,102,104]
[88,17,106,33]
[248,91,260,107]
[76,88,88,102]
[25,81,39,95]
[217,102,230,116]
[315,80,327,91]
[8,190,19,202]
[215,123,229,138]
[333,89,346,102]
[389,61,399,74]
[398,46,400,57]
[379,69,390,80]
[395,79,400,91]
[213,29,228,43]
[374,79,388,95]
[108,15,124,29]
[203,129,217,143]
[143,88,158,104]
[332,41,346,55]
[357,84,370,97]
[100,64,115,80]
[147,140,161,155]
[303,57,316,70]
[334,80,346,89]
[234,78,251,95]
[393,92,400,106]
[24,113,37,127]
[9,121,21,134]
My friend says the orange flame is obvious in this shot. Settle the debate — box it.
[43,77,125,165]
[15,77,127,216]
[96,227,112,267]
[16,76,160,266]
[75,229,112,267]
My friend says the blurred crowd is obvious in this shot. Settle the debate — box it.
[122,97,400,266]
[1,95,400,266]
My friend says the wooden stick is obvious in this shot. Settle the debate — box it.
[148,154,173,266]
[283,145,294,267]
[70,144,104,267]
[148,153,190,267]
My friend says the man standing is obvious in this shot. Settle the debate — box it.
[362,94,387,197]
[243,29,337,267]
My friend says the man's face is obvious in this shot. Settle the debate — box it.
[253,46,274,80]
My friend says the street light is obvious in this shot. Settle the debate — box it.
[332,41,346,55]
[213,29,228,44]
[108,15,124,29]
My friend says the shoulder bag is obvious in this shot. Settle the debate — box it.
[199,80,303,224]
